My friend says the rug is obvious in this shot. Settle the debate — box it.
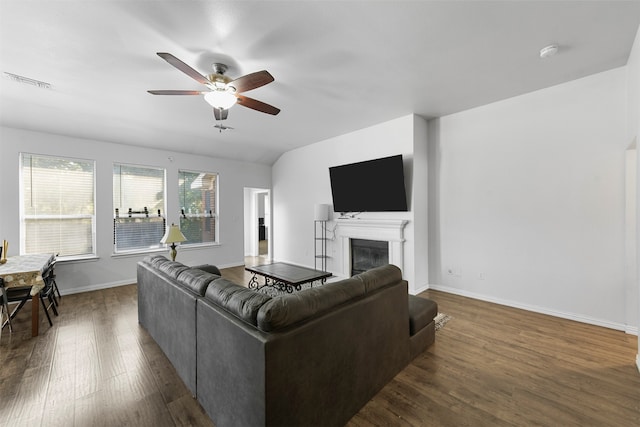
[434,312,452,331]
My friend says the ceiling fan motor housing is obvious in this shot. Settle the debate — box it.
[209,63,233,90]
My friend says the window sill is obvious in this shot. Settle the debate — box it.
[57,255,100,264]
[110,243,220,259]
[180,242,221,250]
[111,247,167,259]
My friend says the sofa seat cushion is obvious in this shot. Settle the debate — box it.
[256,278,365,332]
[205,278,272,325]
[177,268,220,296]
[408,295,438,336]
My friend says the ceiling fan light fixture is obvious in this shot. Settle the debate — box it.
[204,90,237,109]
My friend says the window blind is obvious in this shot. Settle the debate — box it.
[179,170,218,245]
[113,164,166,253]
[21,153,96,258]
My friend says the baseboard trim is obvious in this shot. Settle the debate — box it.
[60,279,134,296]
[59,261,248,296]
[216,261,246,270]
[429,284,638,335]
[326,274,347,283]
[411,283,430,295]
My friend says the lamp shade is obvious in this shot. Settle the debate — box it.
[204,90,238,110]
[314,204,329,221]
[161,224,187,245]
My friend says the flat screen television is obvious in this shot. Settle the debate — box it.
[329,154,408,213]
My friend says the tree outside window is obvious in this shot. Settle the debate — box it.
[21,153,96,259]
[179,170,218,245]
[113,163,166,253]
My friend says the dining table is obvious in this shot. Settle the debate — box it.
[0,253,55,337]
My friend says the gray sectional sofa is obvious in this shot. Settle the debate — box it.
[137,255,437,427]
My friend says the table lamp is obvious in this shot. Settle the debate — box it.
[161,224,187,261]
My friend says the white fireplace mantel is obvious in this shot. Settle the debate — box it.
[335,218,409,276]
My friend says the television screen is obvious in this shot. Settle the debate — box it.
[329,154,408,213]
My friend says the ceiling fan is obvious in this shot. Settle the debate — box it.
[148,52,280,121]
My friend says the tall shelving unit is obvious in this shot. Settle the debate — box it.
[313,204,330,272]
[314,219,329,271]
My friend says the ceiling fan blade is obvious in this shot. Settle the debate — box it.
[213,108,228,121]
[229,70,274,93]
[156,52,210,86]
[147,90,204,95]
[236,95,280,115]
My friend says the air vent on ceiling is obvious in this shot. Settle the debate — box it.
[3,72,52,89]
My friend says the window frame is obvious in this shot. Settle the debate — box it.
[178,169,220,247]
[19,152,97,261]
[112,162,167,255]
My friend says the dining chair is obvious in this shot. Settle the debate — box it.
[48,256,61,301]
[39,263,59,327]
[1,284,32,331]
[0,277,12,333]
[1,262,59,332]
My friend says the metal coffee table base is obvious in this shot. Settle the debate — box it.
[245,262,332,294]
[247,275,313,293]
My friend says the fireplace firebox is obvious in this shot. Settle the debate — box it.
[350,239,389,276]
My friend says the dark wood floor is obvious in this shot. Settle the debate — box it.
[1,264,639,426]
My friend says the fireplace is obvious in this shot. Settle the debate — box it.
[336,218,408,278]
[350,239,389,276]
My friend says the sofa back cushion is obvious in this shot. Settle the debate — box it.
[145,255,191,279]
[256,278,366,332]
[145,254,169,268]
[205,278,272,325]
[353,264,403,293]
[142,255,189,278]
[191,264,222,276]
[177,268,220,296]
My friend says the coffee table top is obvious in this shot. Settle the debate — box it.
[245,262,332,286]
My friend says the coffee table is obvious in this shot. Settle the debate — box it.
[245,262,332,293]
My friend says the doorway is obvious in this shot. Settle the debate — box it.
[244,187,271,266]
[257,192,269,256]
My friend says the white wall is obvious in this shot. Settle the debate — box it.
[626,24,640,368]
[0,126,271,294]
[412,117,430,292]
[258,193,266,218]
[625,149,637,334]
[271,114,429,293]
[429,67,631,331]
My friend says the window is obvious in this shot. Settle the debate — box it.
[179,170,218,245]
[20,153,96,259]
[113,164,166,253]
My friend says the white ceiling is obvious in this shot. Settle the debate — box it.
[1,1,639,165]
